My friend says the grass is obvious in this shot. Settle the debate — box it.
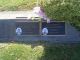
[0,43,80,60]
[0,0,47,11]
[0,43,44,60]
[0,0,36,11]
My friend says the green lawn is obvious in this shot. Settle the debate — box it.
[0,0,43,11]
[0,0,47,11]
[0,43,80,60]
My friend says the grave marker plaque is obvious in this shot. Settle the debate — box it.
[16,21,40,35]
[42,21,65,35]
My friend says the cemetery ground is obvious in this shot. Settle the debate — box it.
[0,42,80,60]
[0,0,80,60]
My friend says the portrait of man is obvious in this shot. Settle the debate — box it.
[42,27,48,35]
[16,27,22,35]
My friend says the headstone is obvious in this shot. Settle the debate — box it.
[42,21,65,35]
[16,21,40,35]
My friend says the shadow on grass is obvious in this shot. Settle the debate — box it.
[14,41,80,60]
[0,41,80,60]
[39,44,80,60]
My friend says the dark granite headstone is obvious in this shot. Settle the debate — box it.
[42,21,65,35]
[16,22,40,35]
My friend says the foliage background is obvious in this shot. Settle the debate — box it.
[0,0,80,30]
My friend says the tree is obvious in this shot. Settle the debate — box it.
[42,0,80,30]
